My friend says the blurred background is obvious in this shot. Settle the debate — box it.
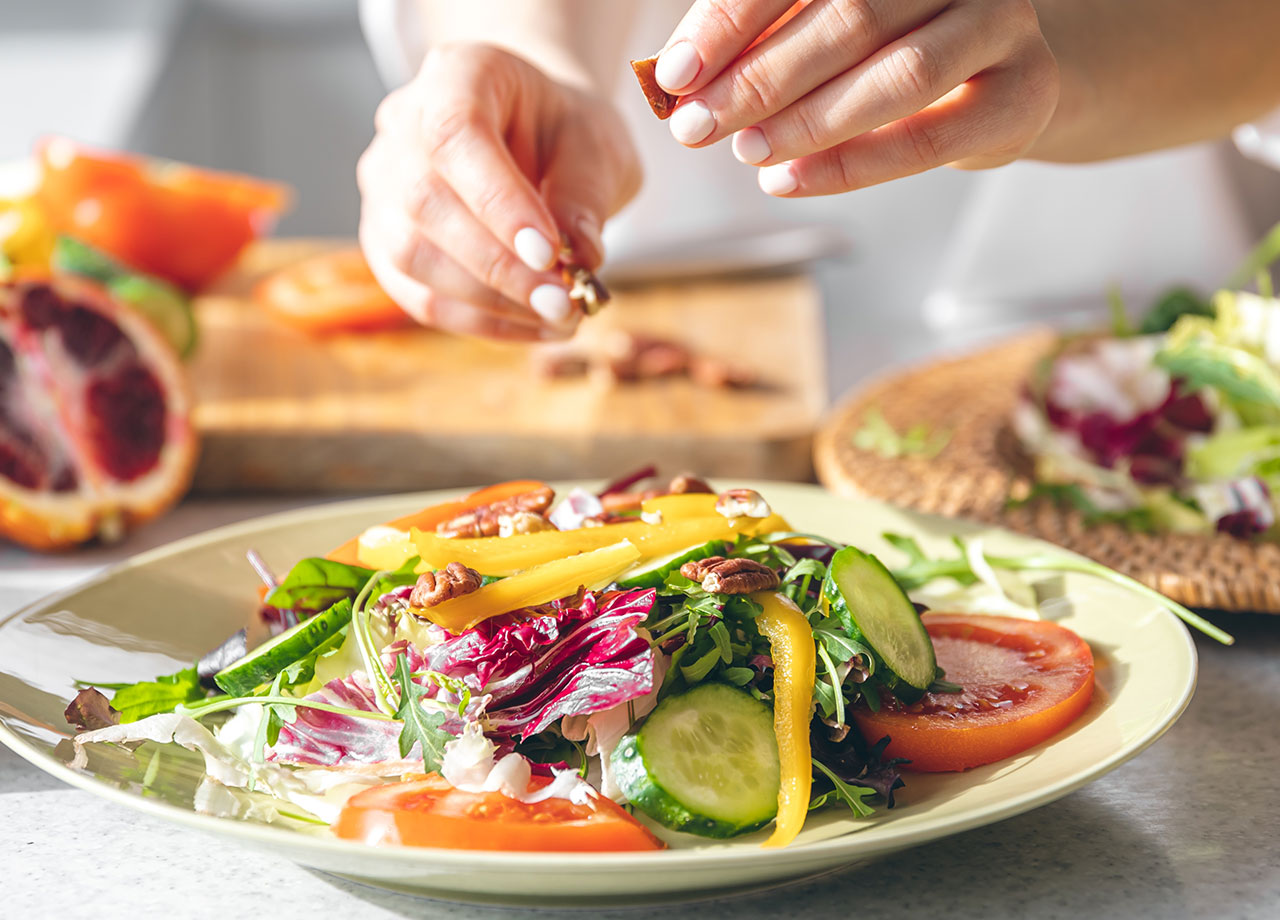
[6,0,1280,397]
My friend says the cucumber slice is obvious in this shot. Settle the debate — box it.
[822,546,936,691]
[615,540,726,589]
[612,682,779,838]
[214,599,353,697]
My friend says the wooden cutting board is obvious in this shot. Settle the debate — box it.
[187,240,827,493]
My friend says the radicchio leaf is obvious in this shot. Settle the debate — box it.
[267,672,404,767]
[411,588,658,740]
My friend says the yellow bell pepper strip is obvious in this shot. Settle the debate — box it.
[412,540,641,633]
[412,515,738,576]
[355,525,419,571]
[641,493,792,535]
[751,590,816,849]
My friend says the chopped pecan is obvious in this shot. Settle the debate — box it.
[690,355,759,389]
[679,556,780,594]
[667,474,713,495]
[630,54,678,120]
[436,486,555,538]
[410,562,483,608]
[498,511,555,537]
[562,264,611,316]
[715,488,772,521]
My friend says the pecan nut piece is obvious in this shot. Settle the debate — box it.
[436,485,555,538]
[667,474,713,495]
[498,511,555,537]
[679,556,780,594]
[630,54,678,120]
[410,562,483,608]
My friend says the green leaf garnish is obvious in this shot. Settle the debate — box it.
[392,653,451,768]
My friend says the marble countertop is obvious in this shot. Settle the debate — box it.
[2,499,1277,920]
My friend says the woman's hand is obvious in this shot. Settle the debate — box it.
[653,0,1058,196]
[358,43,641,340]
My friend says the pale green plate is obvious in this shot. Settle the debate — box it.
[0,482,1196,907]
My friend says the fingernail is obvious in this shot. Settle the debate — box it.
[758,162,798,196]
[514,227,556,271]
[530,284,575,325]
[670,101,715,145]
[733,127,772,165]
[655,41,701,92]
[576,216,605,262]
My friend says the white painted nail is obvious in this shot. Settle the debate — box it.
[514,227,556,271]
[669,101,715,145]
[655,41,701,92]
[530,284,574,325]
[733,127,772,165]
[758,162,798,196]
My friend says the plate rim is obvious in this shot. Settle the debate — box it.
[0,481,1199,876]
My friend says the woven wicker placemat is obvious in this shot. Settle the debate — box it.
[814,330,1280,613]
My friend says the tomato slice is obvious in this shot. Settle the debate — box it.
[851,613,1095,772]
[333,774,665,852]
[252,248,408,335]
[34,137,289,291]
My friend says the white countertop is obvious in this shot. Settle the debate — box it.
[1,497,1277,919]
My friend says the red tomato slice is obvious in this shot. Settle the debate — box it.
[852,613,1095,772]
[34,137,289,291]
[252,248,409,335]
[333,774,665,852]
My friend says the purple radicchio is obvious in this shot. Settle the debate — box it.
[406,588,657,740]
[267,671,403,767]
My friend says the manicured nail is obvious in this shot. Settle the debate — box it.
[576,216,605,263]
[670,101,715,145]
[514,227,556,271]
[733,127,772,165]
[655,41,701,92]
[758,162,798,196]
[530,284,574,325]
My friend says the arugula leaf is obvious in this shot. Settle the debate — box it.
[392,653,451,768]
[809,759,877,818]
[264,558,376,612]
[251,673,296,779]
[110,666,206,723]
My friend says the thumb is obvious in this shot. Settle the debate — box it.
[540,115,642,270]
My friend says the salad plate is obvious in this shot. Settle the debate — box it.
[0,482,1197,906]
